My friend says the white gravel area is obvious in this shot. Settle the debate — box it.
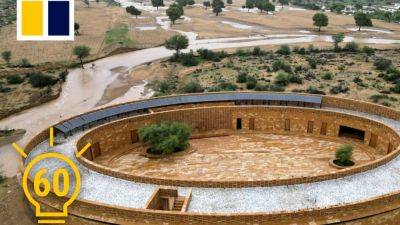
[25,107,400,213]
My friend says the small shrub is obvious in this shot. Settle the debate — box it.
[392,83,400,94]
[272,60,292,73]
[369,94,389,103]
[180,52,200,67]
[383,67,400,82]
[236,72,247,83]
[306,86,326,95]
[276,45,291,55]
[138,122,191,155]
[289,75,303,84]
[219,82,237,91]
[269,84,285,92]
[298,47,306,55]
[362,46,375,56]
[322,72,333,80]
[28,72,57,88]
[59,70,68,82]
[207,86,222,92]
[330,83,349,94]
[246,76,257,89]
[374,57,392,71]
[334,144,354,167]
[275,72,291,86]
[182,80,203,93]
[254,83,270,91]
[19,58,32,67]
[252,47,262,56]
[0,85,11,93]
[343,41,359,52]
[307,57,317,69]
[7,74,25,84]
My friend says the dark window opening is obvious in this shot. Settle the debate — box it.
[339,126,365,141]
[320,122,327,135]
[307,121,314,134]
[236,118,242,130]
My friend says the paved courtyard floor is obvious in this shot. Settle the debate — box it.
[94,133,379,181]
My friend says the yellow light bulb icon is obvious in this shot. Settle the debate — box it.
[13,127,91,224]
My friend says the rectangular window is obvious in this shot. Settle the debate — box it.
[22,0,43,35]
[48,1,70,36]
[307,121,314,134]
[285,119,290,131]
[131,129,139,143]
[249,118,255,130]
[236,118,242,130]
[320,122,327,135]
[369,134,378,148]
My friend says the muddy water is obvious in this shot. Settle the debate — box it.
[1,6,400,177]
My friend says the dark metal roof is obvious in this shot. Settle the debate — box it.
[55,93,322,134]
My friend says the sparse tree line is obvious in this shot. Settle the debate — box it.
[311,11,373,32]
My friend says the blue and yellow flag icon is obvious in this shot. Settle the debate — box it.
[17,0,74,41]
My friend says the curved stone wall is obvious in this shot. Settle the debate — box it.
[76,106,400,188]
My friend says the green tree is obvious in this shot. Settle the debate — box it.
[227,0,232,4]
[1,51,11,65]
[278,0,288,8]
[312,13,328,32]
[177,0,187,6]
[245,0,254,11]
[138,122,191,155]
[255,0,266,12]
[355,3,363,11]
[264,2,275,13]
[203,0,211,9]
[212,0,224,16]
[354,12,372,31]
[187,0,195,5]
[166,3,184,24]
[126,6,142,18]
[335,144,354,166]
[151,0,164,10]
[73,45,91,68]
[332,32,345,51]
[330,3,345,14]
[165,34,189,56]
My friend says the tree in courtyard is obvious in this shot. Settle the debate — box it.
[126,6,142,18]
[151,0,164,10]
[138,122,191,155]
[312,13,328,32]
[74,22,80,35]
[1,51,11,65]
[278,0,288,8]
[332,32,345,52]
[203,0,211,9]
[165,34,189,57]
[166,3,184,25]
[73,45,91,68]
[354,12,372,31]
[83,0,90,7]
[227,0,232,5]
[245,0,254,11]
[212,0,224,16]
[334,144,354,167]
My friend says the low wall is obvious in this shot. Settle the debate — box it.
[76,106,400,188]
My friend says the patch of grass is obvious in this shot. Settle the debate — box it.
[105,24,133,47]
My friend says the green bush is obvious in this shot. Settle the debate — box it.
[236,72,247,83]
[334,144,354,167]
[392,83,400,94]
[330,83,349,94]
[362,46,375,56]
[322,72,333,80]
[343,41,359,52]
[275,72,291,86]
[383,67,400,82]
[180,52,200,67]
[7,74,25,84]
[374,57,392,71]
[197,49,227,62]
[182,80,203,93]
[0,85,11,93]
[28,72,57,88]
[276,45,291,55]
[246,76,257,89]
[254,83,270,91]
[306,86,326,95]
[218,82,237,91]
[139,122,191,155]
[289,75,303,84]
[19,58,32,67]
[307,57,317,69]
[272,60,292,73]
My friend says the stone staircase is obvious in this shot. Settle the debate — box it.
[172,197,185,211]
